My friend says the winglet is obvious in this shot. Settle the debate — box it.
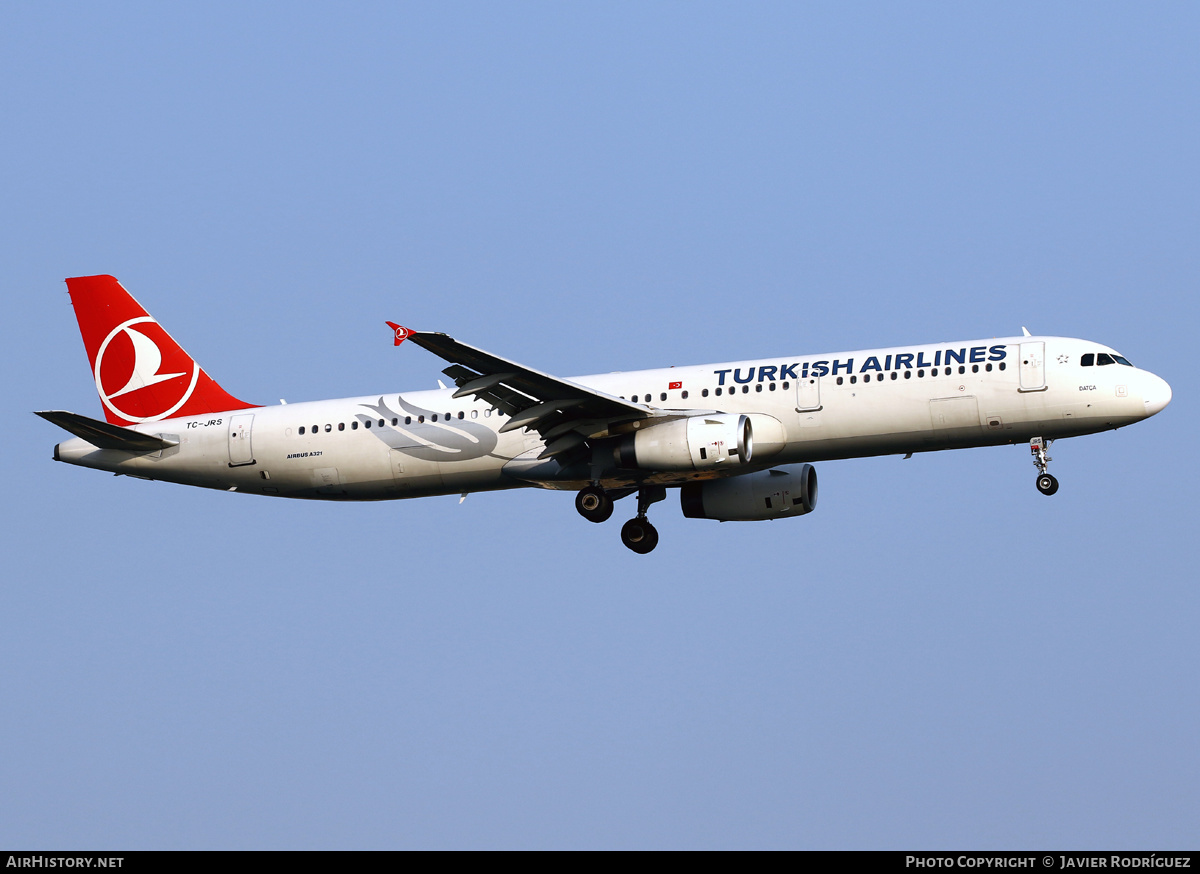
[1021,326,1032,337]
[386,322,413,347]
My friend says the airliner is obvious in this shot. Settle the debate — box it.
[38,275,1171,553]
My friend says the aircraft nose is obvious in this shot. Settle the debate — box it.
[1142,372,1172,417]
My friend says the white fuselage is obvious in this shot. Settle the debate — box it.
[53,335,1171,500]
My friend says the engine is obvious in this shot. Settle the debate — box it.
[680,463,818,522]
[616,413,752,471]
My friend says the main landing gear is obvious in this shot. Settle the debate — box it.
[575,485,614,523]
[575,484,665,554]
[620,486,666,554]
[620,516,658,554]
[1031,437,1059,496]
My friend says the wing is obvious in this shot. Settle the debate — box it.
[389,325,653,459]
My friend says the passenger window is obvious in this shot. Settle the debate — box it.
[660,392,667,401]
[458,411,464,419]
[972,365,979,373]
[985,363,992,372]
[1081,353,1094,366]
[432,414,438,422]
[299,426,305,435]
[891,372,898,380]
[998,362,1006,371]
[404,417,410,425]
[782,382,789,390]
[958,366,965,374]
[471,410,478,419]
[715,388,722,396]
[682,390,689,399]
[352,421,359,430]
[742,385,749,393]
[755,384,763,392]
[338,422,345,431]
[702,389,709,397]
[768,383,775,391]
[904,371,911,379]
[325,424,332,432]
[418,415,424,424]
[379,419,385,427]
[837,377,844,386]
[365,420,372,429]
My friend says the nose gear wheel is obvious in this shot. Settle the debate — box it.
[1030,437,1059,496]
[1036,473,1059,495]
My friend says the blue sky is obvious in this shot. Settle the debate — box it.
[2,2,1196,849]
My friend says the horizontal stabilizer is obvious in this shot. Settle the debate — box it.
[34,410,178,452]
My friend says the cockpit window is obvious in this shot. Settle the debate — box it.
[1085,350,1134,367]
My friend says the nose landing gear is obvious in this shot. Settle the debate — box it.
[1031,437,1059,495]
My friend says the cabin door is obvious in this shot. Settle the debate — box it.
[227,414,255,466]
[1019,342,1046,392]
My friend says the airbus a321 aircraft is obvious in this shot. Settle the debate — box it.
[39,275,1171,553]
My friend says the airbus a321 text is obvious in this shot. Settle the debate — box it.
[39,275,1171,554]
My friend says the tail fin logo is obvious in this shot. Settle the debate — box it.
[94,316,200,423]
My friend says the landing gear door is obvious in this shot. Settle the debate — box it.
[228,413,255,466]
[796,375,821,412]
[1019,341,1046,392]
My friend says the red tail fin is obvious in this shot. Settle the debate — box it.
[66,274,257,425]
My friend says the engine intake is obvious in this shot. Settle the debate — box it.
[680,463,818,521]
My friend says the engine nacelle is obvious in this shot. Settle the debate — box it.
[680,463,818,521]
[617,413,752,471]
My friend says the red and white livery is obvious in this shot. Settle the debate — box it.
[39,275,1172,553]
